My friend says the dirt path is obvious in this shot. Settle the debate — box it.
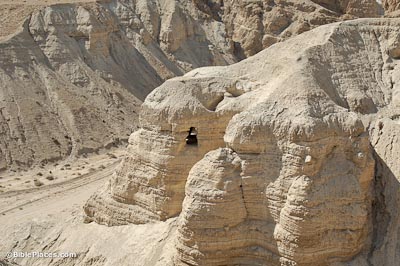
[0,157,176,266]
[0,160,119,225]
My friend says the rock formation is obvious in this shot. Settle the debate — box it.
[367,112,400,266]
[211,0,382,57]
[85,18,400,266]
[0,0,233,170]
[382,0,400,12]
[0,0,382,170]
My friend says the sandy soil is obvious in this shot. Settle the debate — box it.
[0,159,120,217]
[0,148,124,194]
[0,149,176,265]
[0,147,124,220]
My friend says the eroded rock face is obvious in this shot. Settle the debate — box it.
[0,0,384,170]
[85,19,400,265]
[367,115,400,266]
[382,0,400,12]
[0,16,141,170]
[0,0,234,170]
[84,76,239,224]
[220,0,381,57]
[0,0,236,170]
[312,0,381,16]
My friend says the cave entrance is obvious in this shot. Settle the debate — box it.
[186,127,198,145]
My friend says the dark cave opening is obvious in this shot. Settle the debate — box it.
[186,127,198,145]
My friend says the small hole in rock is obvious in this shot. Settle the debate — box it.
[186,127,198,145]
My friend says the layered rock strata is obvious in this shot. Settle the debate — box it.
[0,0,382,169]
[85,19,400,265]
[0,0,234,170]
[221,0,382,57]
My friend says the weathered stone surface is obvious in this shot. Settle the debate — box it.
[0,0,233,170]
[382,0,400,12]
[367,114,400,266]
[85,18,400,265]
[0,0,385,170]
[0,16,141,170]
[84,76,239,224]
[312,0,382,16]
[220,0,381,57]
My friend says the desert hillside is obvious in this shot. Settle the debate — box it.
[0,0,383,170]
[84,18,400,266]
[1,1,400,266]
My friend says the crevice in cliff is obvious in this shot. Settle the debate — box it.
[24,15,55,72]
[239,178,249,217]
[367,150,391,264]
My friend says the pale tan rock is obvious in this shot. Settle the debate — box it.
[312,0,382,16]
[0,1,399,264]
[382,0,400,12]
[367,112,400,266]
[0,0,386,170]
[221,0,381,56]
[0,25,141,168]
[84,76,239,224]
[0,0,232,170]
[86,19,400,265]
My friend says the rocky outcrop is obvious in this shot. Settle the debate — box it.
[0,0,237,170]
[367,113,400,266]
[85,19,400,265]
[312,0,382,16]
[0,0,232,170]
[83,75,238,224]
[382,0,400,12]
[221,0,382,57]
[0,0,384,170]
[0,17,140,170]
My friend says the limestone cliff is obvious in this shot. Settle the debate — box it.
[0,0,382,170]
[0,0,234,170]
[85,19,400,266]
[220,0,382,57]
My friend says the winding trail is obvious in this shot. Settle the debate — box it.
[0,160,120,225]
[0,158,176,266]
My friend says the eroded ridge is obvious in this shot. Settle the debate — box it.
[85,19,400,265]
